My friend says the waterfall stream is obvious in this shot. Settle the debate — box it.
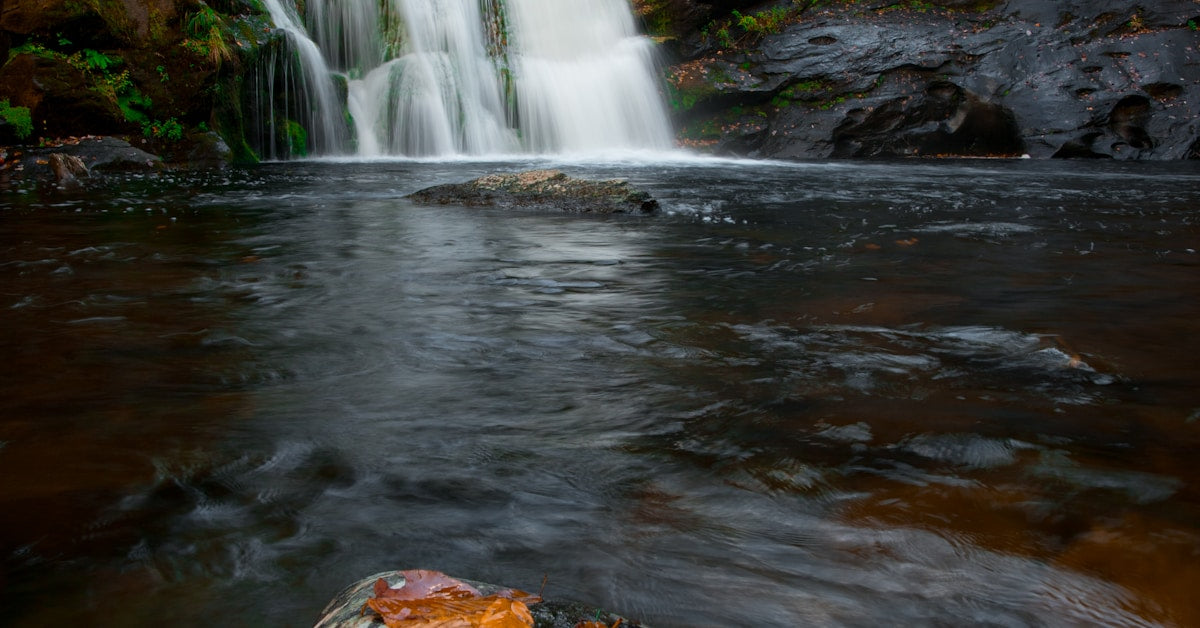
[253,0,673,158]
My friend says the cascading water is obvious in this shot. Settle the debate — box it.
[502,0,674,153]
[251,0,673,158]
[250,0,351,159]
[348,0,520,156]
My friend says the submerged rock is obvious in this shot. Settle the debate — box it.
[408,170,659,214]
[314,570,644,628]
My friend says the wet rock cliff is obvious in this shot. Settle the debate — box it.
[639,0,1200,159]
[0,0,286,164]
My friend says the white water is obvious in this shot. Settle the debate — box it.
[503,0,674,153]
[255,0,673,157]
[255,0,350,158]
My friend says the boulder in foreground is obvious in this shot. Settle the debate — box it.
[408,170,659,214]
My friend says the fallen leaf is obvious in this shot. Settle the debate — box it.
[575,620,622,628]
[363,570,538,628]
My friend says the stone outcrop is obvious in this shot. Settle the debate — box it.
[408,170,660,214]
[652,0,1200,159]
[0,0,255,161]
[314,571,643,628]
[0,136,162,189]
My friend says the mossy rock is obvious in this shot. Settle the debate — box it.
[408,170,659,214]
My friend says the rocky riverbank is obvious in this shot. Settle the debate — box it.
[639,0,1200,160]
[0,134,231,190]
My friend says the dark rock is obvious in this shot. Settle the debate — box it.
[57,136,163,171]
[408,170,659,214]
[663,0,1200,160]
[313,571,645,628]
[139,130,235,169]
[831,80,1024,158]
[0,53,126,138]
[46,152,89,187]
[0,0,179,46]
[0,136,161,189]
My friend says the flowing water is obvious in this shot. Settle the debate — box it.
[256,0,671,157]
[2,157,1199,626]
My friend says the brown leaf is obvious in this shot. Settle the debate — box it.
[367,595,533,628]
[364,571,535,628]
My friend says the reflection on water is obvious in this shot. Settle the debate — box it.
[1,159,1199,626]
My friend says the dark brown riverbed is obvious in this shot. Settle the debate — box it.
[2,158,1198,626]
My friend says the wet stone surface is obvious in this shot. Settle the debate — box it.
[408,169,660,214]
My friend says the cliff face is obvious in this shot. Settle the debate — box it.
[0,0,265,161]
[643,0,1200,159]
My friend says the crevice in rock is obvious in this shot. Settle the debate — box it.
[1108,94,1153,150]
[1052,132,1112,159]
[1143,82,1182,102]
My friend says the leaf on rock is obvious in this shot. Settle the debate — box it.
[574,620,622,628]
[364,570,538,628]
[373,571,481,601]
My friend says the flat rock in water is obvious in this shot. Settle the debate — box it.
[314,570,645,628]
[408,170,659,214]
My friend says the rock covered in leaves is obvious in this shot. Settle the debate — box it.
[407,170,659,214]
[313,570,642,628]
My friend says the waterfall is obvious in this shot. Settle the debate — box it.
[502,0,674,153]
[250,0,351,159]
[249,0,673,158]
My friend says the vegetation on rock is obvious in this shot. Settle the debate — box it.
[0,99,34,139]
[408,170,660,214]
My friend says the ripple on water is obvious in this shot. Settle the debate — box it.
[724,321,1120,405]
[894,433,1027,470]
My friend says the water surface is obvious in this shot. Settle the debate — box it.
[2,158,1198,626]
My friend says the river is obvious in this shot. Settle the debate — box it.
[2,157,1198,626]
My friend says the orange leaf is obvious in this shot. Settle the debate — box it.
[364,570,534,628]
[575,620,622,628]
[367,595,532,628]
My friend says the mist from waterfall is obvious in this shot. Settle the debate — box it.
[253,0,674,158]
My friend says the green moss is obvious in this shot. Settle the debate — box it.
[633,0,675,38]
[1,99,34,140]
[681,119,722,141]
[118,87,153,123]
[285,119,308,157]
